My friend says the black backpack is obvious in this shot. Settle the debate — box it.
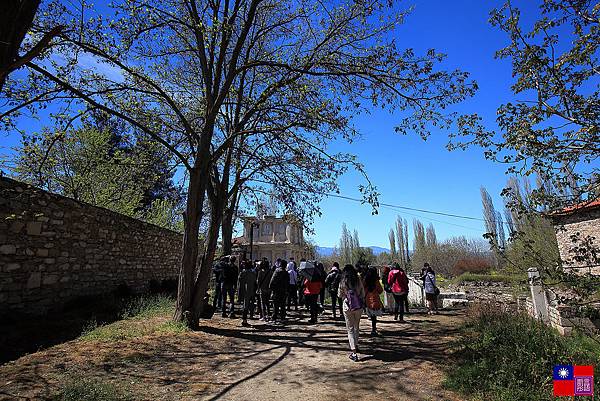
[326,270,341,292]
[222,263,237,283]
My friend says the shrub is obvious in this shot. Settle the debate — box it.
[52,376,134,401]
[451,257,493,276]
[120,294,174,319]
[450,272,526,285]
[445,303,600,400]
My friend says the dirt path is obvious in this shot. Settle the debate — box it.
[0,308,466,401]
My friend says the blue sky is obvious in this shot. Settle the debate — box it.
[310,0,537,248]
[1,0,546,248]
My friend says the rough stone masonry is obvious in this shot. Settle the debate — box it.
[552,201,600,276]
[0,176,182,314]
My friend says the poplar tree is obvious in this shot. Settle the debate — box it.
[388,229,397,258]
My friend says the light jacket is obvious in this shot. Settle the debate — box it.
[287,263,298,285]
[423,272,437,294]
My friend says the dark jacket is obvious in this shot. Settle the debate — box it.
[222,262,239,289]
[213,260,226,284]
[269,267,289,296]
[237,268,257,307]
[257,268,272,294]
[325,268,341,293]
[316,264,326,284]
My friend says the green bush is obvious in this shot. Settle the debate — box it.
[52,376,134,401]
[445,303,600,400]
[450,272,526,285]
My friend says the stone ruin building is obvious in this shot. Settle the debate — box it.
[232,215,313,262]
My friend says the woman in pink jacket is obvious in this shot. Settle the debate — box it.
[387,263,409,322]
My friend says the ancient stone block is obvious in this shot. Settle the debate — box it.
[27,272,41,289]
[36,248,49,257]
[10,221,25,233]
[26,222,43,235]
[0,244,17,255]
[6,263,20,271]
[43,274,58,285]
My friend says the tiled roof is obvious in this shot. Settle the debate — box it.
[552,199,600,216]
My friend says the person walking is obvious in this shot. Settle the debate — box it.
[381,265,392,312]
[221,256,239,318]
[316,262,326,309]
[297,258,307,308]
[286,258,299,311]
[303,274,322,324]
[237,260,257,326]
[388,263,409,322]
[363,266,384,336]
[212,257,225,309]
[256,259,272,320]
[421,263,439,315]
[338,264,365,362]
[269,261,289,321]
[324,262,343,319]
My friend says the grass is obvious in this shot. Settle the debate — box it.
[51,376,135,401]
[444,302,600,401]
[448,271,527,285]
[120,294,175,319]
[80,294,188,342]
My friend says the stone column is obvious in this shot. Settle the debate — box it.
[528,268,549,323]
[285,224,291,243]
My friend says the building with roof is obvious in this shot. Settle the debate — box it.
[551,199,600,275]
[232,215,313,262]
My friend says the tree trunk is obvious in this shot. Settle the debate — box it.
[221,209,234,256]
[189,198,224,326]
[174,167,206,327]
[221,187,239,256]
[188,145,233,326]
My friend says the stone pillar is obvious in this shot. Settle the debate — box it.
[285,224,291,243]
[528,268,549,323]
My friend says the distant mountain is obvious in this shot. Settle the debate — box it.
[315,246,335,257]
[369,246,390,256]
[316,246,390,258]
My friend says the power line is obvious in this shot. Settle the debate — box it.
[379,204,485,233]
[249,177,499,227]
[325,193,487,223]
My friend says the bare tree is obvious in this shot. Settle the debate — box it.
[388,228,397,258]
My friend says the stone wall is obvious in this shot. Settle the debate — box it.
[553,206,600,275]
[527,268,598,336]
[0,177,182,314]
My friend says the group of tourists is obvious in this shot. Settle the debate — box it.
[211,256,439,361]
[212,255,330,326]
